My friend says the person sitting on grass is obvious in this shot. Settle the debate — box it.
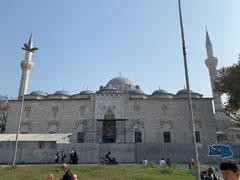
[142,158,148,166]
[166,158,172,167]
[159,157,166,167]
[220,160,240,180]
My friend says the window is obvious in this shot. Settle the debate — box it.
[161,105,168,115]
[24,106,31,119]
[134,105,141,112]
[77,132,84,143]
[195,131,201,143]
[135,131,142,143]
[163,132,171,143]
[39,142,44,149]
[79,106,86,117]
[50,142,56,149]
[52,106,58,118]
[229,135,234,140]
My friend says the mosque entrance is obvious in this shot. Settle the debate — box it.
[102,120,116,143]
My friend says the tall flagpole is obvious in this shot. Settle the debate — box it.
[177,0,201,179]
[12,35,38,165]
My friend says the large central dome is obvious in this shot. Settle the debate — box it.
[106,76,135,88]
[102,76,138,93]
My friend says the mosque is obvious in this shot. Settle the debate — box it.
[1,32,232,163]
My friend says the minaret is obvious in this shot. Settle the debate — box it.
[205,30,230,130]
[18,35,38,99]
[205,30,222,111]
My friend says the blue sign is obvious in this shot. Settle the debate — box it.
[208,144,233,158]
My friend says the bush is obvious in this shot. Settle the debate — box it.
[160,166,174,174]
[147,161,157,168]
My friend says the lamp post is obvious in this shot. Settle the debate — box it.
[177,0,201,179]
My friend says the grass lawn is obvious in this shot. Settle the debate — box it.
[0,163,195,180]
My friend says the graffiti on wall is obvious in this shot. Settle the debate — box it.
[208,144,233,158]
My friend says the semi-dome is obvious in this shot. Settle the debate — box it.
[106,76,135,88]
[152,89,167,95]
[30,90,47,96]
[79,90,93,95]
[54,90,70,96]
[128,89,144,95]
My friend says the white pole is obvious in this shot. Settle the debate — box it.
[177,0,201,179]
[12,88,25,165]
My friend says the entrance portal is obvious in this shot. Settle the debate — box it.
[102,120,116,143]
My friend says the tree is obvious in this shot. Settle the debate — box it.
[0,95,7,101]
[0,95,8,133]
[215,60,240,121]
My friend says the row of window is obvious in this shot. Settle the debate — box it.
[24,105,87,119]
[134,131,201,143]
[24,104,198,119]
[77,131,201,144]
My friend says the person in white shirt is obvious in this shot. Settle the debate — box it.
[142,158,148,166]
[159,157,166,167]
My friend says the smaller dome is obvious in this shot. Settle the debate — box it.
[54,90,70,96]
[152,89,167,95]
[128,89,144,95]
[30,90,47,96]
[176,89,194,96]
[79,90,93,95]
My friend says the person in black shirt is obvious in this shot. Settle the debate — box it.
[60,164,74,180]
[105,152,113,163]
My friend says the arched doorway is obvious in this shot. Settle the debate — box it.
[102,107,116,143]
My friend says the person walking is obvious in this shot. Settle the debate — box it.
[60,164,74,180]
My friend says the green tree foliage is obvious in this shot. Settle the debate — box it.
[0,95,8,101]
[215,61,240,121]
[0,95,8,133]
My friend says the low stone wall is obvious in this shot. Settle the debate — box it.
[0,142,239,164]
[0,149,56,164]
[57,143,99,163]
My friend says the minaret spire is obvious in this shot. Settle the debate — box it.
[18,34,38,99]
[27,34,33,48]
[206,29,212,46]
[205,29,214,58]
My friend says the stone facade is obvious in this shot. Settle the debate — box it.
[5,90,217,144]
[4,76,218,162]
